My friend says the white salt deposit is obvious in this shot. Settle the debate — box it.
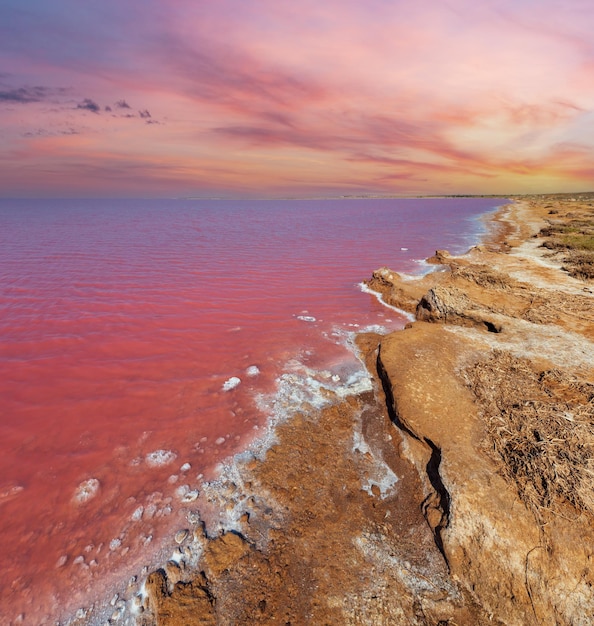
[109,538,122,551]
[359,282,416,320]
[175,484,190,499]
[352,431,370,455]
[130,506,144,522]
[246,365,260,377]
[222,376,241,391]
[180,462,191,472]
[296,315,316,322]
[145,449,177,467]
[362,469,399,500]
[181,490,199,503]
[73,478,100,504]
[55,555,68,568]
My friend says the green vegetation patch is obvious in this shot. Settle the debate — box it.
[561,234,594,251]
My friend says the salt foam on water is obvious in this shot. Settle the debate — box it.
[358,282,415,320]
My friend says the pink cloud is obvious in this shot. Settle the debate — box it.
[1,0,593,196]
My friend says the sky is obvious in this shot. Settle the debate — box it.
[0,0,593,198]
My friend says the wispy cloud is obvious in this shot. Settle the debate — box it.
[1,0,593,196]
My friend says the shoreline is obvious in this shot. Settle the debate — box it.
[68,194,594,625]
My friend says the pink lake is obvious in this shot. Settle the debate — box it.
[0,197,504,624]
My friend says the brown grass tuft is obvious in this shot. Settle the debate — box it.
[464,351,594,522]
[537,208,594,279]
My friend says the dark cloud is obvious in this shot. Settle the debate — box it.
[77,98,101,113]
[0,86,53,103]
[23,128,49,137]
[22,127,79,138]
[105,105,112,112]
[115,99,131,109]
[146,119,160,125]
[139,109,151,118]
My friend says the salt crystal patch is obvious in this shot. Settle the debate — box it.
[109,538,122,551]
[145,449,177,467]
[180,462,191,472]
[175,484,190,499]
[222,376,241,391]
[0,485,24,501]
[73,478,100,504]
[55,555,68,568]
[131,506,144,522]
[215,437,226,445]
[182,490,199,503]
[246,365,260,377]
[296,315,316,322]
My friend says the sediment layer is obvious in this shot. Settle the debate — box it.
[84,193,594,625]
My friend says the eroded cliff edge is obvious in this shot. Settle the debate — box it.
[122,194,594,626]
[367,194,594,625]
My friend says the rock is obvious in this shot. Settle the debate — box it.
[202,532,250,578]
[174,529,189,544]
[425,249,452,264]
[416,286,470,321]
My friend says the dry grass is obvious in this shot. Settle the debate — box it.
[562,250,594,280]
[464,351,594,522]
[537,208,594,280]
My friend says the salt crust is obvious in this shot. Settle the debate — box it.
[73,478,100,504]
[358,282,415,320]
[246,365,260,377]
[63,326,389,625]
[296,314,316,322]
[145,449,177,467]
[222,376,241,391]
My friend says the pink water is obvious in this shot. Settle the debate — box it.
[0,197,502,623]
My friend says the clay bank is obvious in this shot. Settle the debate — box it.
[68,194,594,626]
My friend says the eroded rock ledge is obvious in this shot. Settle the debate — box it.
[367,195,594,625]
[126,195,594,626]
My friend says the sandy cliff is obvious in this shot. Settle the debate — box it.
[123,194,594,625]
